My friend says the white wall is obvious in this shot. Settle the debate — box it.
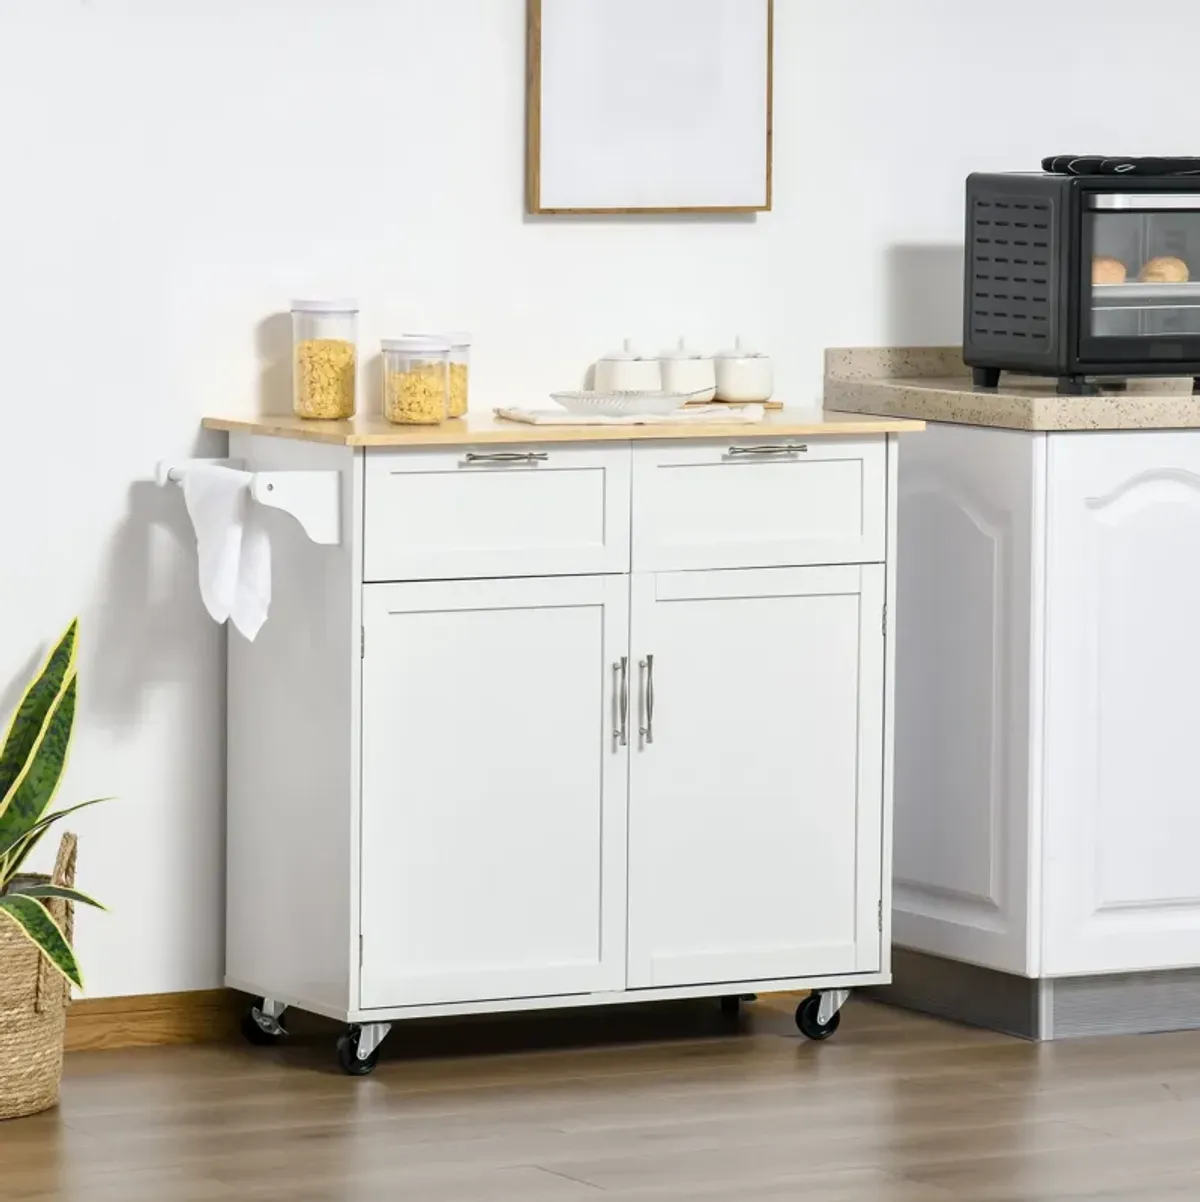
[2,0,1197,997]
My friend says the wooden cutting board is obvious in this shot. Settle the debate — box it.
[683,398,784,411]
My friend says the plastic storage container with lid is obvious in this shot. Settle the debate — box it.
[714,336,774,403]
[406,331,471,418]
[291,300,358,419]
[447,332,471,418]
[382,337,450,425]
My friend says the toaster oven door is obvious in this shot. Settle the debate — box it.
[1082,193,1200,367]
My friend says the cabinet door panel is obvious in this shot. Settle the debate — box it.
[1045,432,1200,975]
[360,575,628,1008]
[627,566,885,989]
[632,439,886,572]
[364,445,630,581]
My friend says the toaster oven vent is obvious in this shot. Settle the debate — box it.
[969,197,1055,343]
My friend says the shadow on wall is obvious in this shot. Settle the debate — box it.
[886,244,964,347]
[90,427,226,730]
[0,421,225,746]
[0,648,44,735]
[258,313,292,416]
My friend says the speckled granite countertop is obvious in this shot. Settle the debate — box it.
[824,348,1200,431]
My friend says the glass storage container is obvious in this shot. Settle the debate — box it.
[382,337,450,424]
[291,300,358,420]
[447,332,471,418]
[405,331,471,417]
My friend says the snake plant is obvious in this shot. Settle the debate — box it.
[0,620,106,988]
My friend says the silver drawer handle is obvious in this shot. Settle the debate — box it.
[463,451,548,464]
[727,444,808,457]
[639,654,655,745]
[613,657,629,749]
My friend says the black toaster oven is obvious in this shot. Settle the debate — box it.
[963,172,1200,394]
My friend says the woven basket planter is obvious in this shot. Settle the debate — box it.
[0,833,76,1121]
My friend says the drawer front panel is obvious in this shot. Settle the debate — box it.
[632,438,886,571]
[365,445,631,581]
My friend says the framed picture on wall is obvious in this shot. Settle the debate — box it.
[526,0,774,215]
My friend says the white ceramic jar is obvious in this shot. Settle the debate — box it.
[595,339,662,392]
[714,337,774,403]
[659,338,716,401]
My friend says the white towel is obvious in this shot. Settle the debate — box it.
[495,404,766,426]
[181,465,272,641]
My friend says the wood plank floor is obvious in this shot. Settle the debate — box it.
[7,995,1200,1200]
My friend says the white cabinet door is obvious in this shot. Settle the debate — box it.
[1044,432,1200,976]
[893,424,1043,976]
[359,575,629,1008]
[627,565,885,989]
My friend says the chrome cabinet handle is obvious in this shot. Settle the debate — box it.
[463,451,548,464]
[639,654,655,745]
[613,656,629,748]
[727,444,808,457]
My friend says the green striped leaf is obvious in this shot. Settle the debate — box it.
[0,676,76,855]
[0,621,77,817]
[0,797,110,864]
[10,883,105,910]
[0,894,82,988]
[0,822,49,887]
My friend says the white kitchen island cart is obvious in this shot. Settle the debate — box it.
[189,408,921,1074]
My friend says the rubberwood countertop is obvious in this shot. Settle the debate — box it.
[202,408,924,447]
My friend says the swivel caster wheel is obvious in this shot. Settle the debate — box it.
[336,1022,391,1076]
[795,992,843,1041]
[241,998,287,1046]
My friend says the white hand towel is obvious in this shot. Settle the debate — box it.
[181,465,272,641]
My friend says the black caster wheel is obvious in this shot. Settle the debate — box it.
[719,995,741,1017]
[795,994,841,1041]
[336,1026,380,1076]
[241,998,286,1046]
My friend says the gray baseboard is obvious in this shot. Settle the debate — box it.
[868,949,1042,1039]
[868,948,1200,1040]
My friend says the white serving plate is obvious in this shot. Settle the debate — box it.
[550,389,704,417]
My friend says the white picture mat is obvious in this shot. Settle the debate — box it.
[536,0,770,212]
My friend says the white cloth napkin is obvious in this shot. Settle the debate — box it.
[181,465,271,641]
[495,404,766,426]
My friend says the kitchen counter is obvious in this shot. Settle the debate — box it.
[202,407,923,447]
[824,346,1200,431]
[841,344,1200,1040]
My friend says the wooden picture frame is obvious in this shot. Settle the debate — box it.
[526,0,773,216]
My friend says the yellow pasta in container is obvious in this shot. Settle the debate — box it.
[381,338,449,425]
[447,333,470,418]
[404,331,470,417]
[291,300,358,420]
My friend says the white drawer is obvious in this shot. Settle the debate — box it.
[632,438,886,571]
[364,444,631,581]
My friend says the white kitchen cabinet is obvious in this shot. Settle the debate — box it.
[896,424,1200,991]
[627,566,885,988]
[359,575,629,1008]
[1043,433,1200,976]
[209,416,915,1074]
